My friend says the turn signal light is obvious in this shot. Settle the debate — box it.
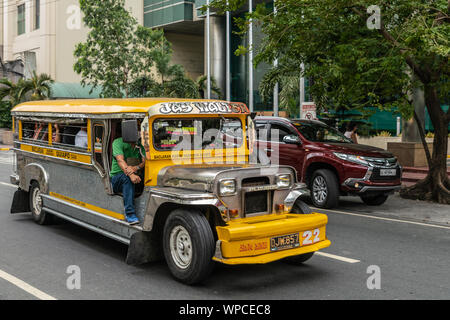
[276,204,285,212]
[229,209,239,217]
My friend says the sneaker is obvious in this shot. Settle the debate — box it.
[125,214,139,225]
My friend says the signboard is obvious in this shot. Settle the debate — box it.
[300,102,317,120]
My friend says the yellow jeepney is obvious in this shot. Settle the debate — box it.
[9,98,330,284]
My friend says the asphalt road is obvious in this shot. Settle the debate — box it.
[0,151,449,300]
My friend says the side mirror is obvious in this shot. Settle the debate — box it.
[122,120,139,143]
[283,134,302,145]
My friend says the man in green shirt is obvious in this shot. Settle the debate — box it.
[110,135,147,225]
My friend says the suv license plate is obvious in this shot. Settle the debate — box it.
[270,233,300,251]
[380,169,397,176]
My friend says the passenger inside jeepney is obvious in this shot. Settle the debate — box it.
[33,122,48,141]
[110,119,148,225]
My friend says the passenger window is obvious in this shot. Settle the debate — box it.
[270,124,293,143]
[93,124,105,171]
[53,122,88,150]
[21,121,48,142]
[255,122,268,141]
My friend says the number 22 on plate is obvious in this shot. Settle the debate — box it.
[302,228,320,245]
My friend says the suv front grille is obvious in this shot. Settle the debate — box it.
[370,167,401,181]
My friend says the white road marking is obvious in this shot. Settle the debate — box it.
[315,251,360,263]
[312,207,450,230]
[0,182,17,188]
[0,269,57,300]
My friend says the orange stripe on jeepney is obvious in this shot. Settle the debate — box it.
[49,192,125,220]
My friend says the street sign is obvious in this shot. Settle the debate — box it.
[301,102,316,120]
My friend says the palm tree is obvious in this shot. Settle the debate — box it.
[27,71,54,100]
[0,77,31,106]
[196,75,222,99]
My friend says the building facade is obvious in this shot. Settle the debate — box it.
[1,0,142,83]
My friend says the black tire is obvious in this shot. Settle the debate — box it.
[284,199,314,265]
[29,181,52,225]
[283,252,314,265]
[290,199,312,214]
[163,209,215,285]
[360,194,389,206]
[310,169,339,209]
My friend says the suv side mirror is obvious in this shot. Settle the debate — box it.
[122,120,139,143]
[283,134,302,145]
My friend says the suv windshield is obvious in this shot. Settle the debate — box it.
[293,121,352,143]
[153,117,243,151]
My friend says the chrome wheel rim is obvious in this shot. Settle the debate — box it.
[312,176,327,204]
[169,225,192,269]
[32,187,42,216]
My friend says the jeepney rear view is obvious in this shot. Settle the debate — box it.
[9,99,330,285]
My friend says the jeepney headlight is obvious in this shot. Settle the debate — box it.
[219,179,236,196]
[276,174,291,188]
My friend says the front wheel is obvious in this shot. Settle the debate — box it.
[310,169,340,209]
[29,181,52,225]
[283,252,314,265]
[163,209,215,285]
[360,194,389,206]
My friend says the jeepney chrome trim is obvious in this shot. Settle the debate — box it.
[43,207,131,245]
[283,183,310,211]
[12,112,147,119]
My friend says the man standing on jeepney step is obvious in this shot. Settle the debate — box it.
[110,130,148,225]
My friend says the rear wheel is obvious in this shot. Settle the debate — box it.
[29,181,52,225]
[163,209,215,285]
[310,169,339,209]
[360,194,389,206]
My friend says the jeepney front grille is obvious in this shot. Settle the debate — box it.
[244,191,269,214]
[242,177,270,215]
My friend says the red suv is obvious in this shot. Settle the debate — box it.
[254,117,402,208]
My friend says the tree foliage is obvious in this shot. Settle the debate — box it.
[211,0,450,203]
[74,0,199,99]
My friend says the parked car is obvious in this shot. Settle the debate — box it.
[254,117,402,208]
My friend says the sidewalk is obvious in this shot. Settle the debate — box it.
[402,165,450,187]
[0,144,12,151]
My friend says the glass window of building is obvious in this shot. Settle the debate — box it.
[35,0,40,30]
[17,4,26,35]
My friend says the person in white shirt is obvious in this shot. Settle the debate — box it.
[75,127,88,148]
[344,123,358,144]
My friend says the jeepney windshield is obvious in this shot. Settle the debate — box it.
[153,117,244,151]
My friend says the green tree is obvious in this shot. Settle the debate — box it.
[211,0,450,204]
[196,75,222,99]
[74,0,140,98]
[27,71,53,100]
[75,0,198,99]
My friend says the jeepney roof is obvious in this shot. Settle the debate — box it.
[11,98,250,117]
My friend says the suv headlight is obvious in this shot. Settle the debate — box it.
[333,152,369,166]
[219,179,236,196]
[276,174,291,188]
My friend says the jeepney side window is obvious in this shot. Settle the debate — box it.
[93,124,105,172]
[21,121,48,142]
[52,121,88,150]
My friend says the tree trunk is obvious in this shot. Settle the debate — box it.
[400,86,450,204]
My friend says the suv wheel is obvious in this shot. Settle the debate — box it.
[310,169,339,209]
[163,209,215,285]
[360,194,389,206]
